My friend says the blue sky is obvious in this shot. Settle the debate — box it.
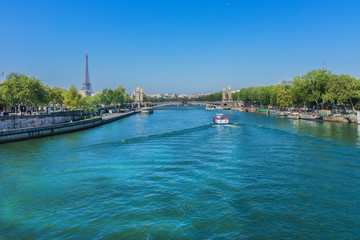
[1,0,360,94]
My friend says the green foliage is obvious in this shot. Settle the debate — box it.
[0,73,131,112]
[323,74,359,104]
[64,85,83,110]
[49,86,66,105]
[0,72,48,111]
[276,89,292,107]
[194,92,222,101]
[113,86,128,105]
[290,75,311,107]
[323,74,360,109]
[0,84,6,106]
[86,92,102,106]
[258,86,271,106]
[301,69,332,106]
[85,86,128,107]
[98,87,128,107]
[231,69,358,110]
[100,88,114,106]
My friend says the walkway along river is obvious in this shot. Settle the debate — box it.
[0,106,359,239]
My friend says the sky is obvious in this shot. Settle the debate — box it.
[1,0,360,94]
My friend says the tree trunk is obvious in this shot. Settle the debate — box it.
[349,98,355,112]
[314,99,319,109]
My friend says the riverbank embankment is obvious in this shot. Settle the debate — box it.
[232,108,359,124]
[0,111,83,130]
[0,111,139,144]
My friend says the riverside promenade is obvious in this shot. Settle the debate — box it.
[0,110,139,144]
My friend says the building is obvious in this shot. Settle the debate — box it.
[279,80,293,85]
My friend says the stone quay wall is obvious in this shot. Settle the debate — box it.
[0,111,83,130]
[0,117,103,144]
[0,111,138,144]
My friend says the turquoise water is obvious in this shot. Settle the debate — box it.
[1,107,360,239]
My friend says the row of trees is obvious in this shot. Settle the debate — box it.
[194,92,223,102]
[197,69,360,110]
[0,72,130,113]
[85,87,130,109]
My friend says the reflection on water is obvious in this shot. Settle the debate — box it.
[289,118,360,146]
[0,108,359,239]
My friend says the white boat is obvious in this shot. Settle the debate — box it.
[300,114,323,121]
[205,105,216,110]
[288,112,300,119]
[140,107,154,114]
[269,110,285,116]
[213,114,229,125]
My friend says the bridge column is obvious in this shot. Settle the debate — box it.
[135,87,140,105]
[222,88,227,102]
[228,86,232,101]
[140,89,144,104]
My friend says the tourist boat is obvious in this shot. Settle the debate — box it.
[300,114,323,121]
[256,109,269,114]
[140,107,154,114]
[288,112,300,119]
[269,110,285,116]
[205,105,216,110]
[213,114,229,125]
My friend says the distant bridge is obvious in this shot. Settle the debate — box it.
[132,101,243,108]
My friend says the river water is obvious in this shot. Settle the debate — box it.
[1,106,359,239]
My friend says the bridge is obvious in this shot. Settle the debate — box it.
[131,86,244,109]
[131,101,244,108]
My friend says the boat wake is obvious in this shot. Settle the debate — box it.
[120,123,213,144]
[212,122,241,128]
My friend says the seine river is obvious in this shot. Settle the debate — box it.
[1,106,359,239]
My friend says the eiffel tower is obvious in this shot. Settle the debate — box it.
[81,53,93,96]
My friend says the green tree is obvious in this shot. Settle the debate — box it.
[100,88,114,107]
[277,89,292,107]
[49,87,66,105]
[302,69,332,108]
[112,86,128,106]
[248,87,259,104]
[1,72,48,113]
[323,74,360,111]
[64,85,83,110]
[87,92,102,106]
[194,92,222,101]
[258,86,271,106]
[291,75,312,109]
[238,88,250,103]
[0,84,6,111]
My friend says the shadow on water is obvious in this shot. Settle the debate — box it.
[90,123,213,147]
